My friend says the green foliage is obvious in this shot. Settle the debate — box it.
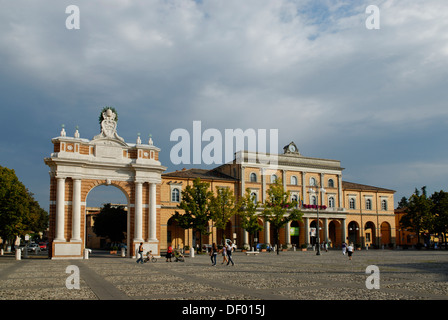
[238,189,264,247]
[92,203,127,243]
[98,106,118,125]
[172,178,213,247]
[0,165,48,247]
[209,186,239,243]
[261,179,303,254]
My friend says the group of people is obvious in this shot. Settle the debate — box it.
[209,241,235,266]
[341,242,354,260]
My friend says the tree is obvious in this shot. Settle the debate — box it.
[238,188,264,250]
[209,186,239,246]
[430,190,448,247]
[93,203,127,244]
[0,166,48,249]
[173,178,213,250]
[261,179,303,255]
[400,187,433,247]
[397,196,408,209]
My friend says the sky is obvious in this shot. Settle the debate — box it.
[1,0,447,210]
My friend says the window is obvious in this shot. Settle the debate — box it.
[171,188,180,202]
[291,194,298,202]
[310,177,316,186]
[250,192,258,204]
[271,174,278,183]
[381,199,388,211]
[329,197,335,208]
[250,172,257,182]
[311,195,317,205]
[366,199,372,210]
[349,198,356,209]
[328,179,334,188]
[291,176,298,185]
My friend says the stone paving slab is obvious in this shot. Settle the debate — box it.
[0,249,447,301]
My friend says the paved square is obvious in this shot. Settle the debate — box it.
[0,249,447,300]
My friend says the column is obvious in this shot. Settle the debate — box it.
[320,173,325,206]
[304,217,310,245]
[71,178,82,242]
[338,174,343,208]
[341,218,347,243]
[243,230,249,248]
[323,218,329,242]
[148,183,157,241]
[241,166,245,197]
[264,220,270,245]
[261,168,266,203]
[302,172,307,204]
[285,221,291,246]
[55,177,66,242]
[134,181,143,242]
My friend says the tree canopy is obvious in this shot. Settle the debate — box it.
[0,165,48,248]
[262,179,303,254]
[92,203,127,243]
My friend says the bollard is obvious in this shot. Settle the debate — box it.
[190,248,195,258]
[121,247,125,257]
[84,248,90,259]
[15,249,21,260]
[0,249,3,255]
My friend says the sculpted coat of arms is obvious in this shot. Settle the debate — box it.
[93,108,125,143]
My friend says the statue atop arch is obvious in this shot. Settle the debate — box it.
[93,107,125,144]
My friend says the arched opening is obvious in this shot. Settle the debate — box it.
[310,220,323,246]
[85,184,129,255]
[381,222,391,246]
[167,216,185,250]
[364,221,376,248]
[290,221,300,247]
[348,221,360,246]
[328,220,341,248]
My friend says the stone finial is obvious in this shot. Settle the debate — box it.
[137,133,142,145]
[148,134,153,145]
[60,124,66,137]
[74,125,80,138]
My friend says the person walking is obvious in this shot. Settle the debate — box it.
[347,243,354,260]
[221,244,228,264]
[342,242,347,255]
[136,242,144,264]
[226,241,235,266]
[210,243,218,266]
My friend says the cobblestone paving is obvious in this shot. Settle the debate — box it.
[0,249,447,300]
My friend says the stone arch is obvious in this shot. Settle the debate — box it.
[45,108,166,259]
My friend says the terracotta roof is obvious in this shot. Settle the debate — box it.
[342,181,395,193]
[162,168,237,181]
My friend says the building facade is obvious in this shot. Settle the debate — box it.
[45,112,395,259]
[160,142,396,252]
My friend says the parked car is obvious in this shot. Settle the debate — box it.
[39,242,48,250]
[256,243,272,251]
[28,243,41,253]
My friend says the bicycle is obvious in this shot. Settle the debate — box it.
[143,251,157,263]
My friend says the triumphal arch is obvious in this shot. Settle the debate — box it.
[44,108,166,259]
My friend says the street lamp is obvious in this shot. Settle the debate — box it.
[309,184,326,255]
